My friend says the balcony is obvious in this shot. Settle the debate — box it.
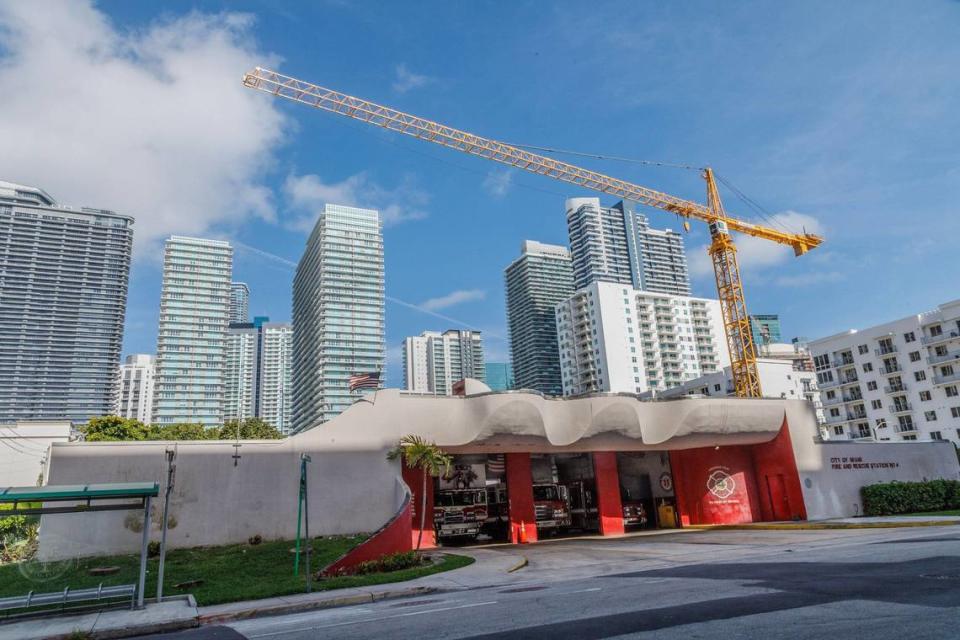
[838,376,860,387]
[927,350,960,366]
[824,413,848,425]
[842,393,864,403]
[818,378,840,390]
[821,395,843,407]
[921,330,960,346]
[895,424,918,435]
[875,345,897,357]
[850,432,874,441]
[933,371,960,386]
[835,358,856,368]
[879,365,901,375]
[883,383,908,394]
[888,403,913,415]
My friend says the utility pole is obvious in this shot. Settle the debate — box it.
[156,447,176,602]
[293,453,312,592]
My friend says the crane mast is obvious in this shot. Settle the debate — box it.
[242,66,822,398]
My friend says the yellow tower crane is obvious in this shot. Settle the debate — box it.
[241,67,822,398]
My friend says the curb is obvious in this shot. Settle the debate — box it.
[686,520,960,531]
[198,585,437,625]
[506,556,528,573]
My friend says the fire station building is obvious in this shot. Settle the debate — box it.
[40,382,960,572]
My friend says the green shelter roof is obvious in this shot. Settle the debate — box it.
[0,482,159,503]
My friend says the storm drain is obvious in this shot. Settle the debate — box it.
[388,598,444,608]
[499,585,548,593]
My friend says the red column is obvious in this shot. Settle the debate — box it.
[592,452,625,536]
[401,463,436,549]
[505,452,538,544]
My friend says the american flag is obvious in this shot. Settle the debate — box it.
[349,371,381,392]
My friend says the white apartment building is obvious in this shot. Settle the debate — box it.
[114,354,155,424]
[810,299,960,445]
[555,281,729,396]
[224,324,258,422]
[224,319,293,433]
[646,350,822,423]
[401,330,485,395]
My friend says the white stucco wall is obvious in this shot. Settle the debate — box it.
[0,421,71,487]
[785,403,960,519]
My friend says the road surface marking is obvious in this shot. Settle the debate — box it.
[247,601,499,637]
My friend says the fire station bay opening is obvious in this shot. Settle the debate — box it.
[432,451,680,546]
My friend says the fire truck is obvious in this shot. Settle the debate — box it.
[434,464,488,540]
[532,483,572,534]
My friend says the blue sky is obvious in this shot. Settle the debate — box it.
[1,1,958,386]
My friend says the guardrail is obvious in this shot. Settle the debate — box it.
[0,583,137,616]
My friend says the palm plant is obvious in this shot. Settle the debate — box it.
[387,435,452,552]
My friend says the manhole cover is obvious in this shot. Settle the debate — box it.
[500,586,547,593]
[389,598,444,608]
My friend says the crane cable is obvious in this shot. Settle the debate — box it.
[504,142,702,171]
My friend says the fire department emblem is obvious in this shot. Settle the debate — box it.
[706,468,736,499]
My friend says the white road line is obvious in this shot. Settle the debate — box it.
[564,587,602,594]
[246,601,498,637]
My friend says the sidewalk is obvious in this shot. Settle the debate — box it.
[0,597,198,640]
[689,515,960,530]
[0,549,524,639]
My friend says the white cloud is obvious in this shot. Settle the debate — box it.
[392,63,433,94]
[283,172,429,231]
[482,169,514,198]
[0,1,289,255]
[419,289,486,312]
[688,211,824,278]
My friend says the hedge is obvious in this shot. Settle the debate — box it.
[860,479,960,516]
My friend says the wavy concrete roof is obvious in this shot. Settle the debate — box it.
[299,388,801,453]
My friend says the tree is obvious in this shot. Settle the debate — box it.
[218,418,284,440]
[157,422,213,441]
[387,435,451,552]
[80,416,150,441]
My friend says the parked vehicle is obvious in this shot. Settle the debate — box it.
[433,488,488,540]
[484,485,510,537]
[533,483,571,533]
[620,487,649,528]
[564,479,599,531]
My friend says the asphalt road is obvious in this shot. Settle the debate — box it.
[140,527,960,640]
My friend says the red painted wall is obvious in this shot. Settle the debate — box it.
[670,446,761,525]
[322,493,413,576]
[505,452,538,543]
[401,463,437,549]
[750,420,808,521]
[592,452,625,536]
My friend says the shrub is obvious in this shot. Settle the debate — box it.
[861,479,960,516]
[351,551,424,576]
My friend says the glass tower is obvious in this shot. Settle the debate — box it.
[565,197,691,296]
[152,236,232,426]
[229,282,250,323]
[504,241,574,395]
[750,314,782,348]
[291,204,384,432]
[0,181,133,423]
[484,362,515,391]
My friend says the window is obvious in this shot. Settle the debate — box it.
[930,431,943,441]
[947,385,959,398]
[915,371,927,382]
[920,390,932,401]
[871,399,882,410]
[909,351,921,362]
[833,426,844,436]
[903,435,917,441]
[714,384,721,392]
[814,354,830,370]
[867,381,878,391]
[952,407,960,419]
[863,363,873,373]
[925,410,937,422]
[875,418,887,429]
[904,331,916,343]
[858,344,869,355]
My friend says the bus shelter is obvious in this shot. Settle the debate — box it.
[0,482,159,609]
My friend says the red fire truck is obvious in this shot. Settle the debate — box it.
[434,464,488,540]
[532,483,571,534]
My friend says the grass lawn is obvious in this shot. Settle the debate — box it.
[897,509,960,517]
[0,536,473,607]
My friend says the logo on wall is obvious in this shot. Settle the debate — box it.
[706,467,736,500]
[659,472,673,492]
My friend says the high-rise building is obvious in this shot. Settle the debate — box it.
[555,281,730,396]
[115,355,155,424]
[750,314,782,347]
[504,241,575,395]
[485,362,515,391]
[810,299,960,445]
[402,330,485,395]
[0,181,133,423]
[565,198,690,295]
[291,204,384,431]
[230,282,250,323]
[224,317,294,433]
[152,236,232,427]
